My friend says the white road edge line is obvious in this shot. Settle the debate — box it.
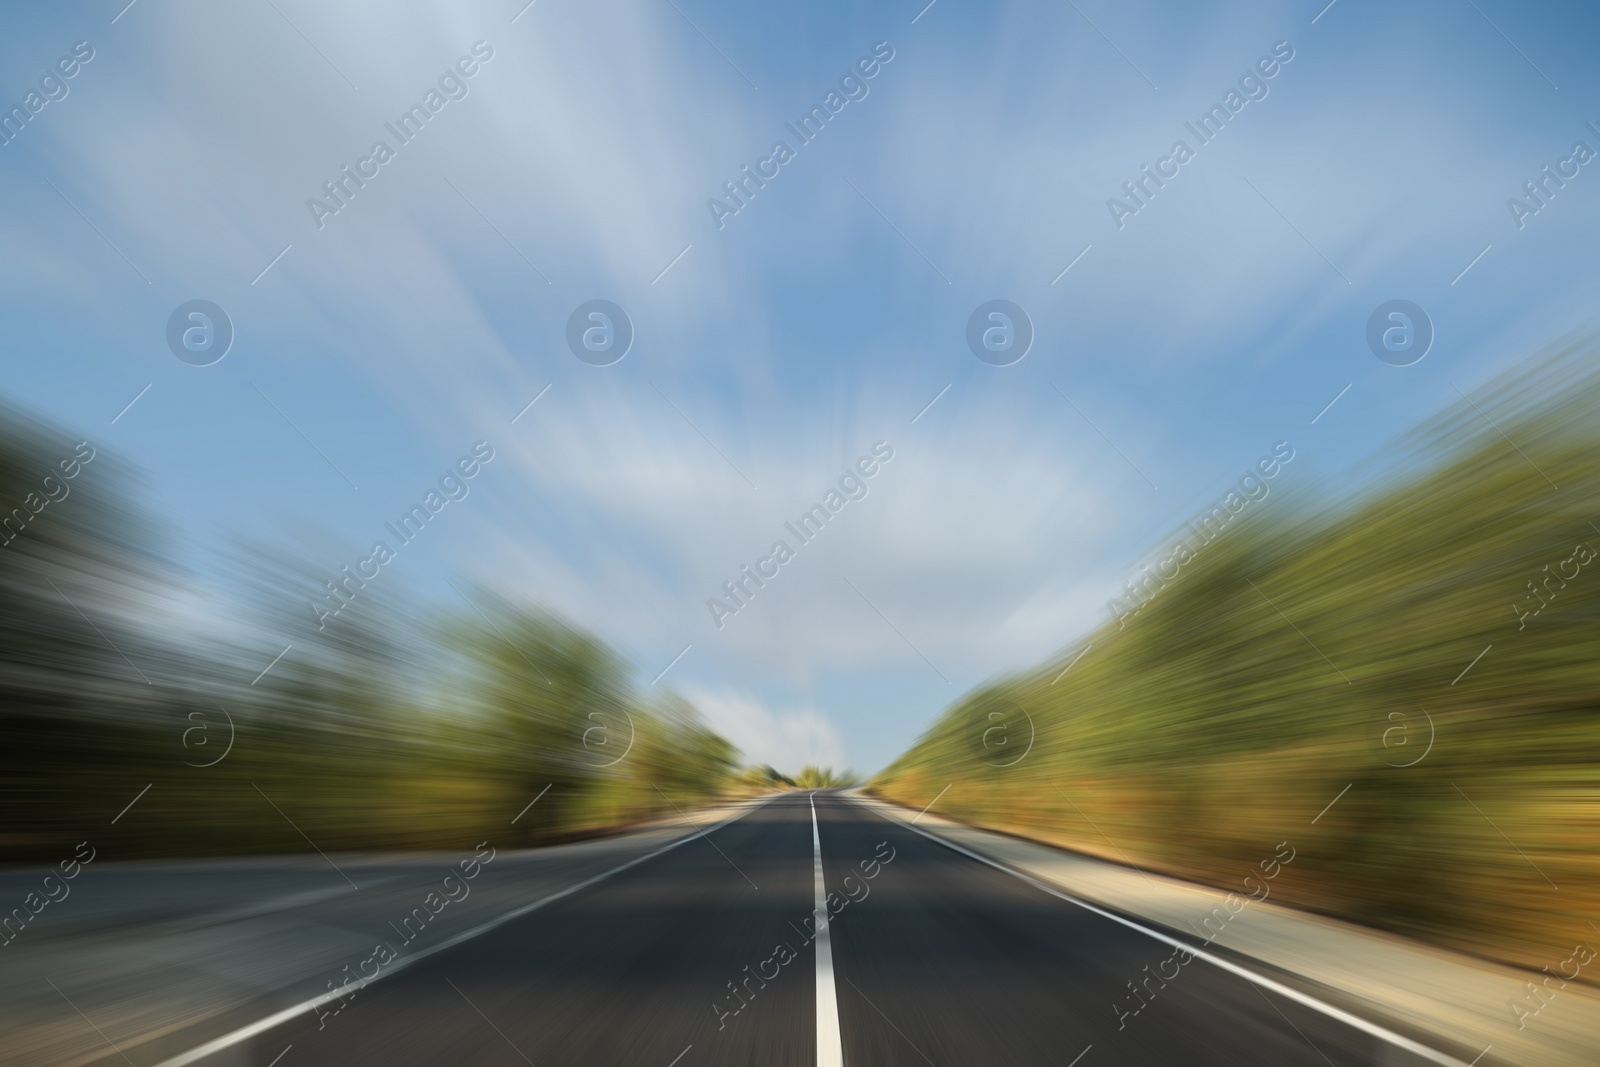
[152,798,772,1067]
[812,794,844,1067]
[858,797,1474,1067]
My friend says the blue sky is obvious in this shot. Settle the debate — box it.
[3,0,1598,773]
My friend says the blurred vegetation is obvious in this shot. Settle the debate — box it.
[0,403,757,859]
[736,764,797,789]
[794,765,859,789]
[875,340,1600,971]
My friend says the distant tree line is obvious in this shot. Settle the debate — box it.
[874,339,1600,972]
[0,403,744,860]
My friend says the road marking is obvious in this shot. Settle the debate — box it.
[653,785,758,890]
[150,799,770,1067]
[860,798,1476,1067]
[666,1044,692,1067]
[811,795,844,1067]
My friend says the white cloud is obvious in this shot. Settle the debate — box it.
[684,687,845,774]
[7,0,1594,773]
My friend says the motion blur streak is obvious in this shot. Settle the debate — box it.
[0,399,738,862]
[6,0,1600,1064]
[876,341,1600,971]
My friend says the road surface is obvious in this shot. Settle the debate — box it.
[78,792,1454,1066]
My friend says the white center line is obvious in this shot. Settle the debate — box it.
[1067,1044,1093,1067]
[666,1045,692,1067]
[811,795,844,1067]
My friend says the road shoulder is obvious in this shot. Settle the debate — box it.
[858,792,1600,1067]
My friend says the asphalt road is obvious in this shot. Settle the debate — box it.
[103,792,1451,1066]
